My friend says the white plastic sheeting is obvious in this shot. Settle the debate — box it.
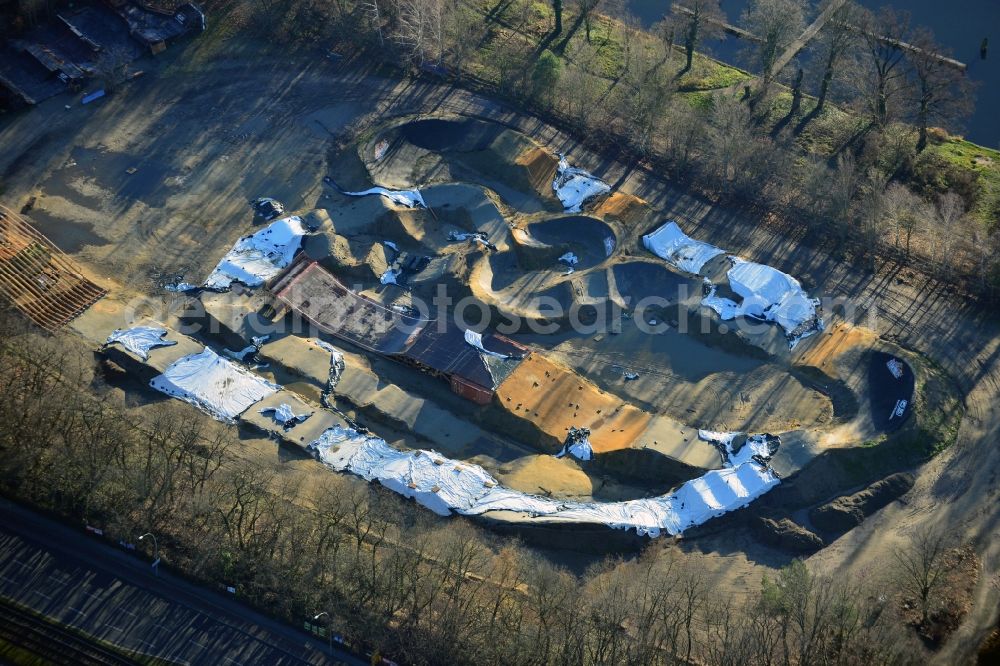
[464,329,509,359]
[642,221,725,275]
[343,187,426,209]
[150,348,279,422]
[555,438,593,461]
[104,326,176,361]
[313,339,346,393]
[260,403,312,427]
[379,268,400,285]
[698,430,776,468]
[309,425,779,537]
[558,252,579,266]
[164,282,197,292]
[204,216,307,290]
[701,258,822,346]
[553,156,611,212]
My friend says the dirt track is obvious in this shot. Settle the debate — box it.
[2,41,998,661]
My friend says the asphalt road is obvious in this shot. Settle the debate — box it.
[0,498,365,666]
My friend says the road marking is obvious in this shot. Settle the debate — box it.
[67,607,86,616]
[118,609,138,619]
[84,590,103,600]
[31,589,52,600]
[189,639,209,650]
[0,575,18,585]
[104,623,124,632]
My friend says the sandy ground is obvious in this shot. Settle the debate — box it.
[3,42,999,660]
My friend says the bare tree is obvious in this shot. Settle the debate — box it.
[810,0,861,112]
[884,181,922,254]
[393,0,444,67]
[662,98,707,175]
[674,0,725,73]
[972,226,1000,291]
[933,191,967,275]
[707,92,756,193]
[576,0,601,43]
[859,168,891,266]
[892,526,957,627]
[857,7,911,128]
[742,0,806,93]
[907,27,974,152]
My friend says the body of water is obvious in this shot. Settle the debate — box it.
[626,0,998,148]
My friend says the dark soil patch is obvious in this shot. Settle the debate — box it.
[24,210,109,253]
[399,118,504,153]
[612,261,701,307]
[527,215,615,270]
[869,351,915,431]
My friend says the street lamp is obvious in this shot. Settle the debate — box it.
[313,611,332,657]
[138,533,159,577]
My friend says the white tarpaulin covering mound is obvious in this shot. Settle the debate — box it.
[701,258,822,346]
[555,427,594,461]
[642,221,725,275]
[642,221,823,346]
[698,430,777,468]
[343,187,426,209]
[379,268,400,285]
[260,403,312,427]
[150,348,279,422]
[553,156,611,212]
[309,425,779,537]
[104,326,176,361]
[204,216,307,290]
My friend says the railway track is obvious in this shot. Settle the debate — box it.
[0,597,140,665]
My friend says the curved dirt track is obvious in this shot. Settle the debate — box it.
[1,48,998,661]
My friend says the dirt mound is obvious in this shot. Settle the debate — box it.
[809,472,915,536]
[752,517,824,554]
[514,145,560,194]
[457,129,560,204]
[494,354,652,453]
[303,229,355,265]
[592,192,653,226]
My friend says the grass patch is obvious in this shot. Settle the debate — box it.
[676,56,751,92]
[682,91,715,111]
[925,136,1000,226]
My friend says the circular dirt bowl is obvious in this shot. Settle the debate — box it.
[612,262,702,308]
[527,216,616,270]
[399,118,504,152]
